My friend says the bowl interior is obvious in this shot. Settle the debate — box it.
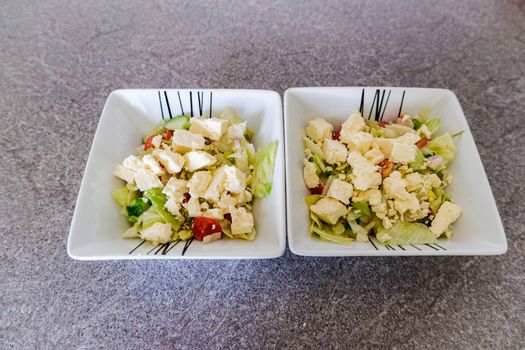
[69,89,285,259]
[285,87,506,256]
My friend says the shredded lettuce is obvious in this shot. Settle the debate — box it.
[305,195,321,206]
[413,109,441,134]
[352,201,371,217]
[311,223,353,244]
[112,187,138,208]
[425,133,456,165]
[410,149,426,171]
[143,188,183,232]
[375,221,437,245]
[303,137,324,159]
[252,141,279,198]
[219,107,242,125]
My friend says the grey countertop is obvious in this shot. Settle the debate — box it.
[1,0,524,348]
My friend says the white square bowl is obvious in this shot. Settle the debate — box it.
[284,87,507,256]
[68,89,286,260]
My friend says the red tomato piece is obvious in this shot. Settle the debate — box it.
[332,130,341,141]
[162,129,173,140]
[309,184,324,195]
[224,213,232,223]
[415,138,429,148]
[182,193,190,204]
[144,135,156,151]
[378,120,391,127]
[192,216,222,241]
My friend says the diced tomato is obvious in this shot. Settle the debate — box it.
[192,216,222,241]
[378,120,391,127]
[224,213,232,223]
[332,130,341,141]
[379,159,394,179]
[309,184,324,195]
[144,135,156,151]
[415,138,429,148]
[182,193,190,204]
[162,129,173,140]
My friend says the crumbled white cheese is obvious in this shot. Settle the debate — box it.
[430,201,462,237]
[134,168,163,191]
[326,179,353,205]
[306,118,333,143]
[322,139,347,164]
[189,118,228,141]
[310,197,348,225]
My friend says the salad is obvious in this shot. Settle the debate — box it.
[112,108,278,245]
[303,110,462,246]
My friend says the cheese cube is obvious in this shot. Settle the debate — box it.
[114,164,136,183]
[306,118,333,143]
[184,197,202,217]
[310,197,348,225]
[382,171,408,198]
[122,155,143,171]
[389,142,417,164]
[347,151,381,191]
[184,151,217,172]
[189,118,228,140]
[171,130,205,153]
[227,122,247,139]
[396,132,421,145]
[223,165,246,194]
[139,222,172,245]
[134,169,163,191]
[218,194,238,211]
[326,179,353,205]
[203,166,226,203]
[203,208,224,220]
[340,112,366,143]
[322,139,347,164]
[394,193,420,213]
[345,131,373,154]
[230,206,254,234]
[371,138,394,158]
[164,197,183,219]
[142,154,164,176]
[162,177,187,202]
[430,201,462,236]
[187,171,213,198]
[303,160,320,189]
[232,190,252,205]
[364,147,385,165]
[153,149,185,174]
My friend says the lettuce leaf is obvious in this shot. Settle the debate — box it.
[311,224,354,245]
[143,188,183,232]
[426,133,456,165]
[252,141,279,198]
[375,221,437,245]
[410,149,426,171]
[352,201,371,217]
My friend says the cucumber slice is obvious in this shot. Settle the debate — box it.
[141,115,190,143]
[164,115,190,130]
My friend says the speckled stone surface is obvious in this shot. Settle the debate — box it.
[1,0,524,348]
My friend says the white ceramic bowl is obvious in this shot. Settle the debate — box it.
[284,87,507,256]
[68,89,286,259]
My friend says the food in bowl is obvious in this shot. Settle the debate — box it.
[112,108,278,245]
[303,110,462,246]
